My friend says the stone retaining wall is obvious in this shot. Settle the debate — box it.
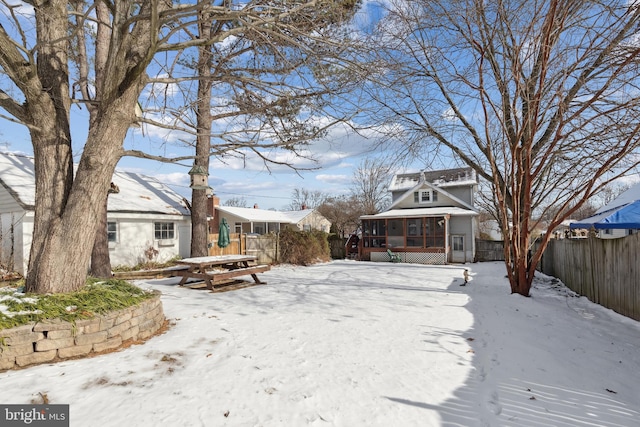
[0,293,165,371]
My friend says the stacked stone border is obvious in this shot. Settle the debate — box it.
[0,292,165,371]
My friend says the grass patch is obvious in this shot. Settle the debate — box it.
[0,278,156,330]
[111,256,182,273]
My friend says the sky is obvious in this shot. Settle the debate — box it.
[1,260,639,426]
[0,120,390,211]
[3,1,638,213]
[0,1,400,212]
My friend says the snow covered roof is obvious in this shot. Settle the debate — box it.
[108,171,190,215]
[595,182,640,214]
[0,152,190,215]
[216,206,315,224]
[0,152,36,207]
[389,167,477,192]
[571,200,640,230]
[360,207,478,219]
[569,182,640,230]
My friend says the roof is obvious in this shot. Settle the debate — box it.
[387,179,477,212]
[108,171,190,215]
[570,182,640,229]
[360,207,478,219]
[216,206,316,224]
[389,167,477,192]
[595,182,640,213]
[0,152,190,215]
[570,200,640,230]
[0,152,36,208]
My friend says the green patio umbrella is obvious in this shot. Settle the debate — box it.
[217,218,230,248]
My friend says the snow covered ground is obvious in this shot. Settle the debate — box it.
[1,260,639,426]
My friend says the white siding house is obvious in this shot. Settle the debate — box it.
[0,153,191,275]
[214,205,331,235]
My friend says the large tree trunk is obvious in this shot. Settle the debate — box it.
[24,0,162,293]
[88,1,116,279]
[27,92,138,293]
[90,195,113,279]
[190,5,214,258]
[24,0,73,293]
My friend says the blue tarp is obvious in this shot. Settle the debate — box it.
[570,200,640,229]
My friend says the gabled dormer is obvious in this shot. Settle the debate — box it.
[388,167,478,209]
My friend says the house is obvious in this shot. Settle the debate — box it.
[207,197,331,235]
[359,167,479,264]
[0,152,191,275]
[570,183,640,239]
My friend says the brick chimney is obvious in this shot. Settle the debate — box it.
[253,203,259,209]
[207,195,220,234]
[301,203,307,210]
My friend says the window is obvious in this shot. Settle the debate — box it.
[154,222,175,240]
[424,217,446,247]
[452,235,464,251]
[406,218,423,247]
[387,219,404,247]
[414,190,437,204]
[362,219,386,248]
[107,222,117,242]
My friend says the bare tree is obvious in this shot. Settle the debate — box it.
[144,2,361,259]
[593,182,631,209]
[223,197,249,208]
[316,195,361,237]
[0,0,360,294]
[350,157,392,215]
[287,188,328,210]
[363,0,640,295]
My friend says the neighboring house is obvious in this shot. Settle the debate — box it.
[360,167,479,264]
[208,197,331,235]
[0,153,191,275]
[570,183,640,239]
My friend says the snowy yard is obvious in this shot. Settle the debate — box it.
[1,260,639,426]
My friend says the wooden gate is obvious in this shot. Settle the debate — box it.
[207,233,244,256]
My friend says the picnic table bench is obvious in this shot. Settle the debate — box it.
[173,255,270,290]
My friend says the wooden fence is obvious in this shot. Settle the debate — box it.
[207,233,244,257]
[207,233,348,264]
[541,234,640,321]
[475,239,506,262]
[207,233,279,265]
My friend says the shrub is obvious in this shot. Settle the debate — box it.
[279,228,330,265]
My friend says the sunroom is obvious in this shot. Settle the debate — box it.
[360,207,477,264]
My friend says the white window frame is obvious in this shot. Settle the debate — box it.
[452,235,464,252]
[414,190,438,204]
[154,222,175,240]
[107,221,118,243]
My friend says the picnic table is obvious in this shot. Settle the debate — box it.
[173,255,270,290]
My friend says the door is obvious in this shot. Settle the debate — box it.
[178,223,191,259]
[451,235,465,263]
